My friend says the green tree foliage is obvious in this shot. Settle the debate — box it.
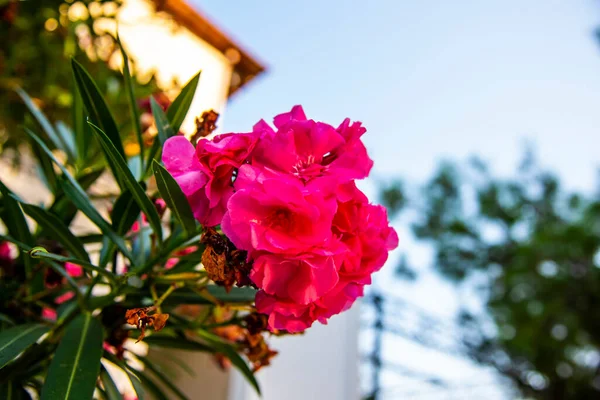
[0,0,156,156]
[382,151,600,399]
[0,52,266,399]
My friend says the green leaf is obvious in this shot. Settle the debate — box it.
[143,336,213,352]
[41,314,104,400]
[118,35,144,173]
[72,81,90,165]
[99,190,141,267]
[25,128,133,261]
[103,353,145,400]
[0,324,49,369]
[29,134,59,194]
[56,121,78,161]
[0,180,34,280]
[136,355,189,400]
[134,369,168,400]
[196,330,261,395]
[20,203,90,262]
[166,71,201,134]
[71,59,125,188]
[50,168,104,225]
[151,97,175,145]
[16,87,67,154]
[144,138,162,179]
[100,367,121,400]
[207,286,257,303]
[153,161,196,236]
[0,382,28,400]
[28,247,117,287]
[89,122,163,242]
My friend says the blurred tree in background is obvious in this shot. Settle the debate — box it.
[0,0,157,158]
[382,152,600,399]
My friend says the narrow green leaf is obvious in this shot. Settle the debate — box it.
[196,330,261,395]
[0,180,34,279]
[25,128,133,261]
[89,122,163,241]
[99,190,140,267]
[153,161,196,236]
[166,71,201,134]
[103,353,145,400]
[136,355,189,400]
[100,367,121,400]
[20,203,90,262]
[0,313,16,326]
[72,81,89,165]
[71,58,125,188]
[28,247,117,287]
[0,382,27,400]
[143,336,213,353]
[151,97,175,144]
[29,135,59,194]
[41,314,103,400]
[144,138,162,179]
[56,121,78,161]
[49,167,104,225]
[135,369,168,400]
[118,35,144,172]
[0,324,49,369]
[16,87,67,153]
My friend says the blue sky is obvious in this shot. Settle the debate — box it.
[194,1,600,397]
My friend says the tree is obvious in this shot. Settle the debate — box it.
[381,151,600,399]
[0,0,156,157]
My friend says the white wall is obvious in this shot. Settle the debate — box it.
[229,306,361,400]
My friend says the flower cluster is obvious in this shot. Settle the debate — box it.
[163,106,398,332]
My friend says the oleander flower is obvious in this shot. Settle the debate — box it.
[221,172,337,255]
[333,193,399,284]
[250,251,339,305]
[163,133,258,227]
[249,106,373,194]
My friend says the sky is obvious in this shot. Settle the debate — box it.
[192,0,600,398]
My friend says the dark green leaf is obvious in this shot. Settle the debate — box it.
[99,190,140,267]
[49,168,104,225]
[89,122,163,241]
[20,203,90,262]
[28,247,117,287]
[0,180,33,278]
[103,353,145,400]
[196,330,260,395]
[151,97,175,145]
[41,314,103,400]
[166,71,200,134]
[153,161,196,236]
[16,87,67,154]
[118,35,144,173]
[143,336,213,352]
[0,324,49,369]
[100,367,121,400]
[72,81,89,165]
[0,382,28,400]
[71,59,125,188]
[136,355,189,400]
[56,121,77,161]
[29,134,59,194]
[134,369,168,400]
[25,128,133,261]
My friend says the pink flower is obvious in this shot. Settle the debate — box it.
[222,171,337,255]
[255,281,364,333]
[249,106,373,194]
[65,262,83,278]
[55,291,75,304]
[250,252,339,305]
[0,241,11,260]
[163,133,258,227]
[333,195,399,284]
[42,308,57,321]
